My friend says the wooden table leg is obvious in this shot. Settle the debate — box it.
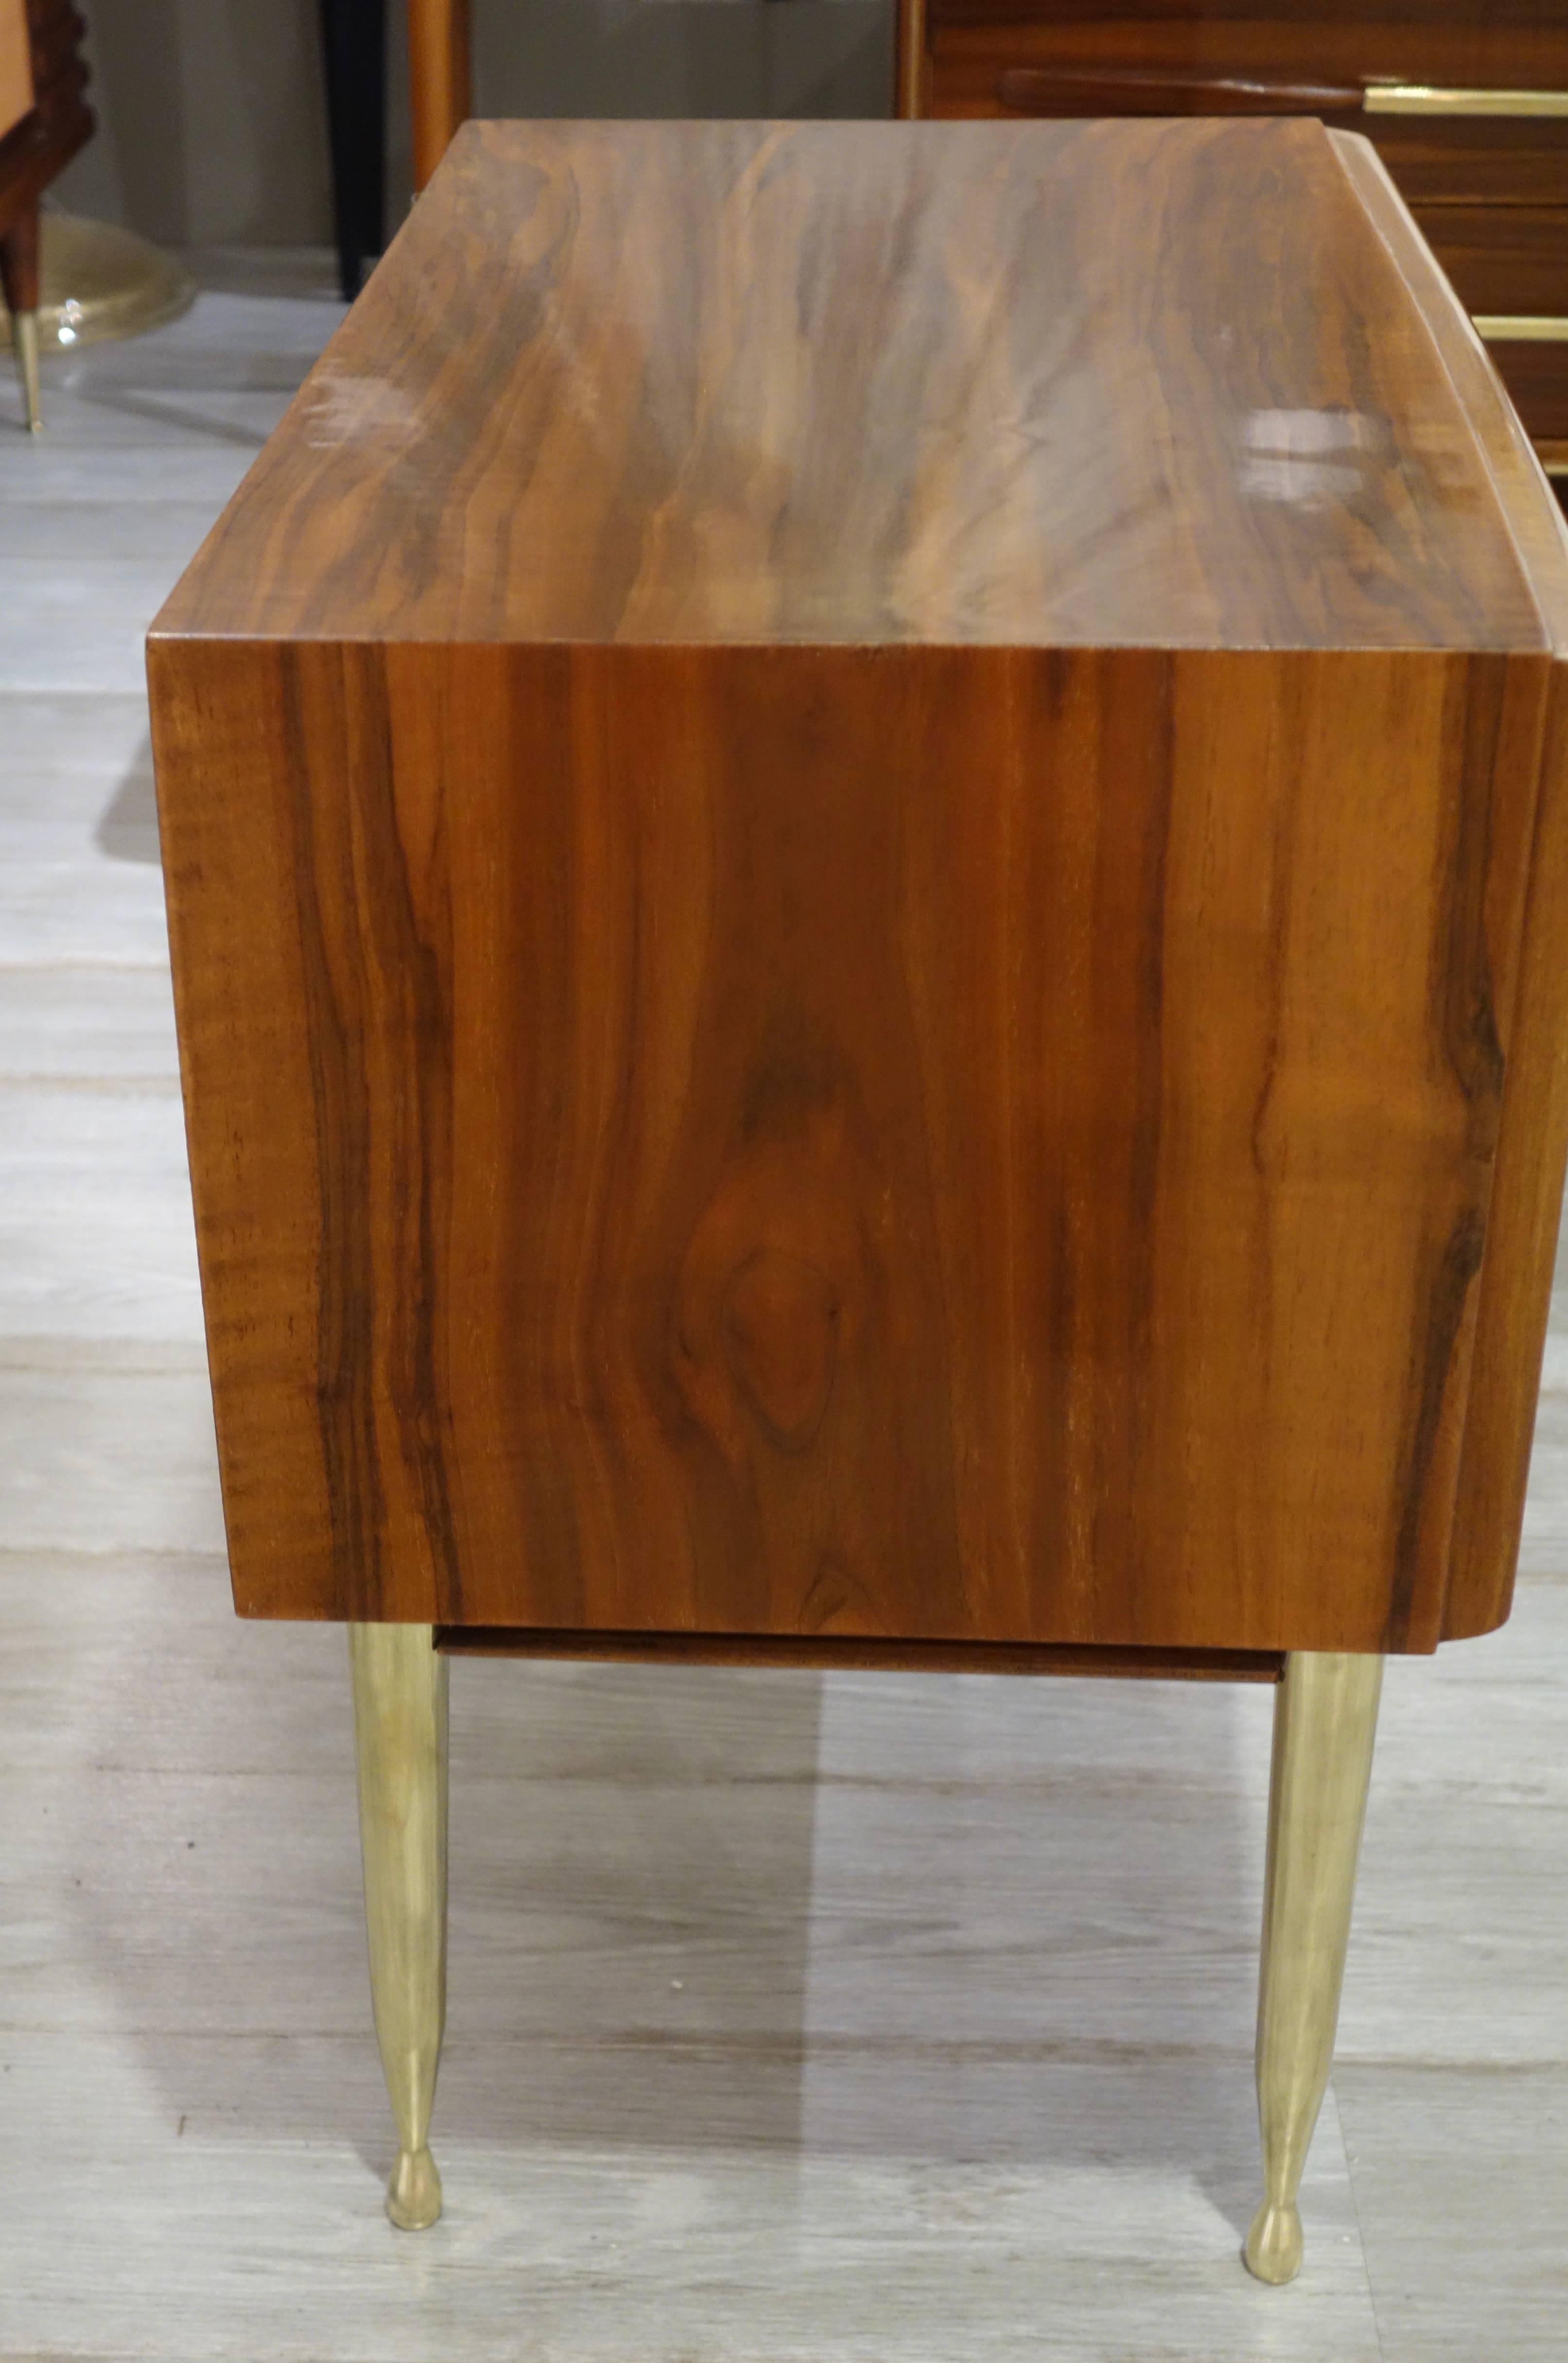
[407,0,470,193]
[1245,1649,1383,2284]
[349,1623,449,2229]
[893,0,927,119]
[1,202,41,433]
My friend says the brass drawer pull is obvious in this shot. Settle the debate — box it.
[1473,315,1568,343]
[1364,84,1568,119]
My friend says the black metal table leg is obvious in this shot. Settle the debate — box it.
[318,0,386,300]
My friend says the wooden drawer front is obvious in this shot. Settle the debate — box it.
[933,0,1568,20]
[1485,341,1568,443]
[1368,115,1568,210]
[1415,204,1568,319]
[945,60,1568,207]
[928,19,1568,170]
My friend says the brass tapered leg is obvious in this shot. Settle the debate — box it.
[13,311,41,433]
[1244,1649,1382,2284]
[349,1622,449,2229]
[2,209,43,433]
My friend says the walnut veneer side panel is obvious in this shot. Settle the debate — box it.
[148,644,335,1618]
[1447,666,1568,1634]
[1326,131,1568,1639]
[149,635,1551,1653]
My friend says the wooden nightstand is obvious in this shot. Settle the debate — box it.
[146,116,1568,2282]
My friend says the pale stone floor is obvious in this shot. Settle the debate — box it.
[2,262,1568,2362]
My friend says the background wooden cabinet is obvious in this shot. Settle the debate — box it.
[897,1,1568,502]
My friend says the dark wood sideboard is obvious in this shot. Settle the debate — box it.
[897,0,1568,505]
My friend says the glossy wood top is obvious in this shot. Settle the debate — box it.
[152,115,1568,657]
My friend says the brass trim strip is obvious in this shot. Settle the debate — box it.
[1364,83,1568,118]
[1474,315,1568,344]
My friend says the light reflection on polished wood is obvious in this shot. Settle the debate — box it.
[1246,1650,1383,2285]
[348,1621,448,2230]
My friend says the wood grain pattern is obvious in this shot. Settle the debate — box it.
[1414,206,1568,322]
[154,118,1550,655]
[1329,132,1568,1644]
[148,120,1568,1655]
[1447,672,1568,1633]
[1477,340,1568,445]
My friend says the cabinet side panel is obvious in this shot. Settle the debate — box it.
[148,638,341,1616]
[433,643,1514,1650]
[151,637,1534,1645]
[434,643,979,1635]
[903,647,1514,1652]
[1447,662,1568,1636]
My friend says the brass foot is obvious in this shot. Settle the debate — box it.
[14,310,40,433]
[1244,2198,1303,2285]
[349,1623,449,2230]
[1244,1649,1381,2286]
[386,2143,444,2231]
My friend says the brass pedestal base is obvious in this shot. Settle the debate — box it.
[2,213,196,429]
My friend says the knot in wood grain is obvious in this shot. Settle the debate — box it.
[722,1249,841,1454]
